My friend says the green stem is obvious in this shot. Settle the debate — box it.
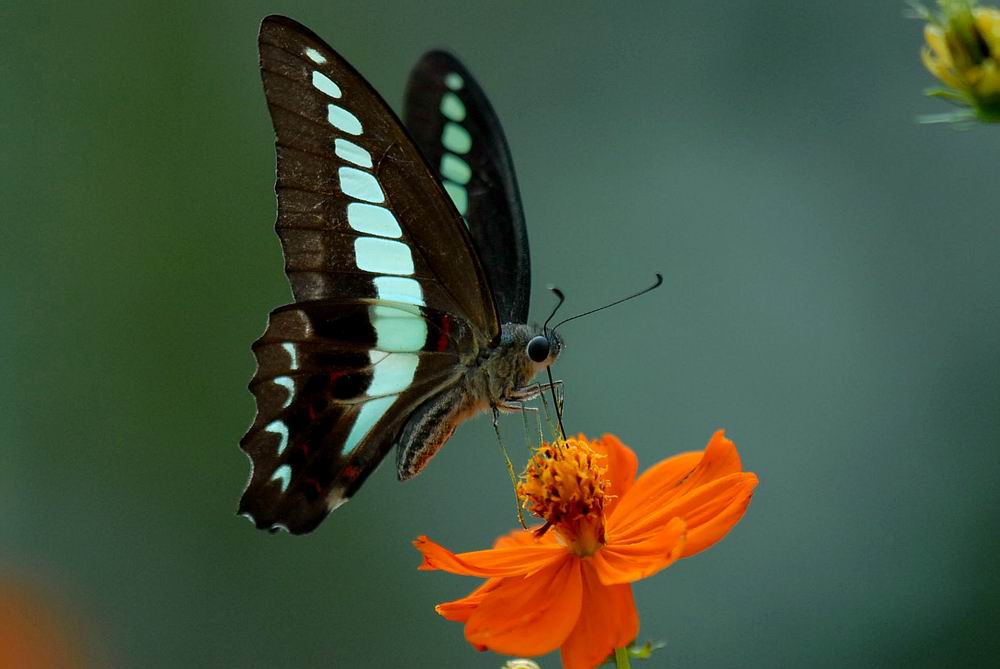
[614,647,631,669]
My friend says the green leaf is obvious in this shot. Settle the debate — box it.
[627,641,667,660]
[601,640,668,666]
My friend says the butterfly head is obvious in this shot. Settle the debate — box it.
[526,331,562,367]
[497,324,562,377]
[523,328,563,373]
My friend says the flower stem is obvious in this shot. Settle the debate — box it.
[614,647,631,669]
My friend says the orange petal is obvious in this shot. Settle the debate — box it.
[612,472,757,545]
[681,476,758,557]
[589,434,638,516]
[608,451,699,523]
[464,555,583,656]
[435,577,504,623]
[559,562,639,669]
[414,535,566,577]
[672,430,743,491]
[592,517,686,585]
[610,431,743,531]
[492,527,555,549]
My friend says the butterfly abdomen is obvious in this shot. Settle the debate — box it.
[396,385,464,480]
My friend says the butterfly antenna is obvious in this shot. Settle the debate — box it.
[551,273,663,332]
[542,286,566,335]
[540,287,568,440]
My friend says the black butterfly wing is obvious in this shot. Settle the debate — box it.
[258,16,498,331]
[240,16,502,533]
[239,299,477,534]
[404,51,531,325]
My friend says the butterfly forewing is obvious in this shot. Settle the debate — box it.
[241,16,505,533]
[258,16,498,332]
[404,51,531,324]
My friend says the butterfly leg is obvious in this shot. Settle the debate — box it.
[506,381,565,439]
[496,400,540,413]
[506,380,563,403]
[491,406,528,529]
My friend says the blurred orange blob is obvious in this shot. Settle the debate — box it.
[0,578,88,669]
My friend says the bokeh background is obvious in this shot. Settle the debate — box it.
[4,1,999,667]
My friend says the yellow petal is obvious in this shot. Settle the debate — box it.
[975,60,1000,96]
[974,8,1000,55]
[924,25,952,64]
[922,47,966,91]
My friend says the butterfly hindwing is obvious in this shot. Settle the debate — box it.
[404,51,531,325]
[239,299,477,533]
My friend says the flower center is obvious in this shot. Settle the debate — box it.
[517,438,609,556]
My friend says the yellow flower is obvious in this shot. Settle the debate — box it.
[919,1,1000,121]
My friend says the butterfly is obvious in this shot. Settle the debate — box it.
[238,15,563,534]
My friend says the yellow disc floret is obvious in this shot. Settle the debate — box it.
[517,438,610,555]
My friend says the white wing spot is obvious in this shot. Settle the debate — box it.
[270,464,292,493]
[443,181,468,215]
[305,47,327,65]
[347,202,402,238]
[441,122,472,154]
[354,237,415,275]
[327,485,350,511]
[335,138,373,168]
[370,307,428,354]
[366,351,420,394]
[282,343,299,370]
[339,167,385,203]
[440,92,466,122]
[342,396,396,456]
[327,104,363,135]
[274,376,295,409]
[373,276,425,306]
[440,153,472,184]
[265,420,290,455]
[311,70,342,98]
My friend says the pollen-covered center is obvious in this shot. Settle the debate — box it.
[517,438,610,556]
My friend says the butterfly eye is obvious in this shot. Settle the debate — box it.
[526,335,551,363]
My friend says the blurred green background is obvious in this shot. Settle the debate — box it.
[4,0,999,667]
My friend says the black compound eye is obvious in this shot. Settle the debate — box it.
[526,335,551,363]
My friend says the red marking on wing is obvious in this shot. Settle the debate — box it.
[304,477,322,495]
[436,314,451,352]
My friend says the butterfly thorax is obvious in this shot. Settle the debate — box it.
[395,323,562,480]
[467,323,562,409]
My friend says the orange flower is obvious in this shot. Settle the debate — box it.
[415,431,758,669]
